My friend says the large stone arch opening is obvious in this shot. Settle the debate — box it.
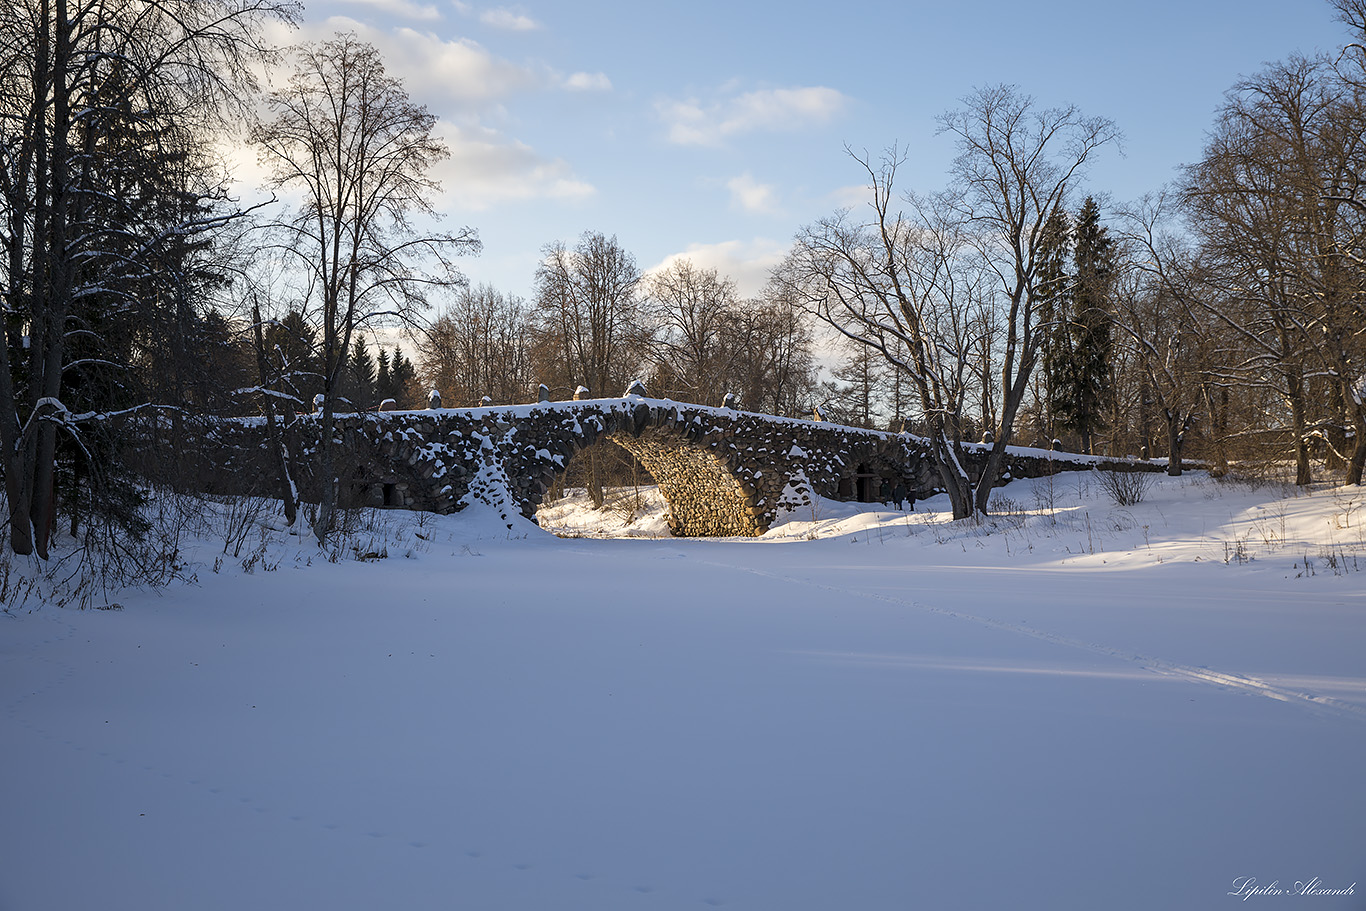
[538,436,656,522]
[607,432,762,537]
[527,406,767,537]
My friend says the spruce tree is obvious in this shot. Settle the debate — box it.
[344,339,377,410]
[820,343,886,429]
[375,348,392,404]
[263,311,322,406]
[390,348,418,408]
[1064,197,1116,455]
[1035,204,1074,441]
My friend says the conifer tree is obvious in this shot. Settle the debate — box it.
[820,342,888,429]
[1036,198,1117,454]
[342,339,376,410]
[263,311,322,406]
[375,349,392,404]
[390,349,418,408]
[1036,205,1074,441]
[1061,197,1116,454]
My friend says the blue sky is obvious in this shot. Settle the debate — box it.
[256,0,1351,300]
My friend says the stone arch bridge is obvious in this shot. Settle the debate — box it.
[183,396,1137,537]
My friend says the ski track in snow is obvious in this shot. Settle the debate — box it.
[690,557,1366,725]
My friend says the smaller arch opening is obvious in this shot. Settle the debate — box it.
[853,463,880,503]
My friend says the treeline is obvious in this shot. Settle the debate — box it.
[418,235,815,414]
[794,1,1366,519]
[2,0,1364,560]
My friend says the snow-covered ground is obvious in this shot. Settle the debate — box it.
[537,485,673,538]
[3,471,1364,910]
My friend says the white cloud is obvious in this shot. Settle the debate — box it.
[563,71,612,92]
[479,7,539,30]
[245,21,593,213]
[827,183,873,210]
[386,27,541,104]
[231,118,593,217]
[330,0,442,21]
[267,20,541,108]
[658,86,851,147]
[726,173,780,215]
[433,124,595,211]
[648,238,790,299]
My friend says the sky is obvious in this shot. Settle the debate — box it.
[240,0,1353,302]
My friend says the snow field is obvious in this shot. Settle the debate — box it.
[2,471,1363,910]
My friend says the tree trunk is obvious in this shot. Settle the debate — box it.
[973,368,1032,515]
[1347,432,1366,487]
[588,445,604,509]
[1165,410,1184,477]
[28,0,74,560]
[929,428,975,520]
[312,403,338,544]
[1326,385,1349,473]
[973,441,1007,515]
[253,305,299,526]
[30,416,59,558]
[1286,375,1312,486]
[1202,383,1230,476]
[1343,395,1366,487]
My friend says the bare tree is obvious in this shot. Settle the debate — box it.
[533,231,645,398]
[783,150,994,519]
[727,280,817,418]
[253,33,478,541]
[1333,0,1366,69]
[785,86,1116,520]
[419,283,534,406]
[531,231,645,507]
[1182,55,1366,484]
[642,259,740,403]
[941,85,1119,512]
[1112,195,1211,475]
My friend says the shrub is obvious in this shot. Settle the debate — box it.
[1098,469,1154,507]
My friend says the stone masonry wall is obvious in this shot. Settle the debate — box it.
[153,396,1166,537]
